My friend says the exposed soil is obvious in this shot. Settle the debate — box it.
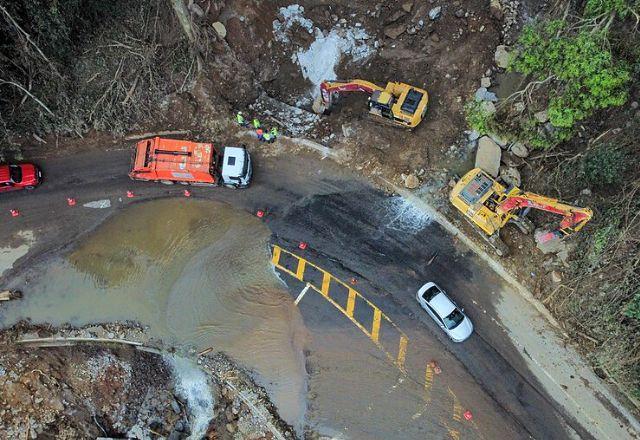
[0,323,296,439]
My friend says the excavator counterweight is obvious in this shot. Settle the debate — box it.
[313,79,429,128]
[449,168,593,256]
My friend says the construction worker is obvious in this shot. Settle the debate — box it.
[236,111,248,127]
[252,118,261,129]
[256,128,264,141]
[269,126,279,140]
[262,132,272,143]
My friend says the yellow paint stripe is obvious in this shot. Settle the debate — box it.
[424,363,434,402]
[295,259,306,280]
[397,336,408,369]
[371,308,382,342]
[321,272,331,297]
[450,387,463,422]
[271,245,281,265]
[346,289,356,317]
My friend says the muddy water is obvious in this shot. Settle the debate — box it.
[0,199,307,429]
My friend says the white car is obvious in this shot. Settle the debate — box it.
[416,282,474,342]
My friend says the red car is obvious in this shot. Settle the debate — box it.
[0,163,42,193]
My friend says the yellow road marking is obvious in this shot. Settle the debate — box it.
[397,336,408,369]
[346,288,356,317]
[371,308,382,342]
[450,387,463,422]
[424,363,435,402]
[295,259,306,280]
[321,272,331,297]
[271,246,281,265]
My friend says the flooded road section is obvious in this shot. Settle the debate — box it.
[0,199,307,429]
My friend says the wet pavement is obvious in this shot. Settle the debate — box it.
[0,148,606,439]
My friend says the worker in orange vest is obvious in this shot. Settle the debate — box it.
[256,128,264,141]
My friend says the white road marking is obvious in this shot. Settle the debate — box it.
[294,283,311,305]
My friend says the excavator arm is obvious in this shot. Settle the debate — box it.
[497,192,593,238]
[319,80,385,106]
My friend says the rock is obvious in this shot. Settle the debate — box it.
[402,1,414,12]
[467,130,481,142]
[475,136,502,177]
[226,423,236,433]
[581,188,592,196]
[499,166,521,187]
[212,22,227,39]
[168,430,181,440]
[480,101,496,115]
[404,174,420,189]
[430,32,440,42]
[384,23,406,39]
[481,77,491,88]
[488,132,508,147]
[386,10,406,23]
[631,101,639,110]
[188,2,204,17]
[534,109,549,123]
[509,142,529,158]
[475,87,498,102]
[428,6,442,20]
[407,26,417,35]
[550,270,562,284]
[490,0,504,20]
[171,399,181,414]
[494,45,511,68]
[500,151,523,167]
[455,9,465,18]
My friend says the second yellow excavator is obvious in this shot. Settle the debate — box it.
[312,79,429,128]
[450,168,593,256]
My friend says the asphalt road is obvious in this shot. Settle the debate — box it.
[0,146,590,439]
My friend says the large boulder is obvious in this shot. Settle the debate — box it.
[499,166,521,187]
[475,136,502,177]
[494,45,511,68]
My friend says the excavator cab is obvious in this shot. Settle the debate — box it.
[368,90,395,119]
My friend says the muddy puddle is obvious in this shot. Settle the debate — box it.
[0,198,307,429]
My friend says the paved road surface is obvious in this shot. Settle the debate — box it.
[0,147,590,439]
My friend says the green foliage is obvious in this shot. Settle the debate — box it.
[582,145,627,186]
[625,293,640,320]
[464,101,494,135]
[584,0,640,18]
[511,21,631,130]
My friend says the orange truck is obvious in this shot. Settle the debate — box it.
[129,137,252,188]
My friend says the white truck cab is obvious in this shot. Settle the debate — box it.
[220,146,252,188]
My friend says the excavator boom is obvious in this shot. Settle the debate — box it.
[314,79,429,128]
[497,193,593,234]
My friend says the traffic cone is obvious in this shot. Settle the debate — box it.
[67,197,76,206]
[9,209,19,217]
[256,210,265,218]
[184,189,191,197]
[463,410,473,421]
[298,242,308,250]
[429,360,442,374]
[126,190,135,198]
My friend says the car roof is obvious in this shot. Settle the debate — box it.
[429,292,456,317]
[221,147,246,177]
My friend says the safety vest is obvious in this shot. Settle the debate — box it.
[236,113,245,124]
[270,127,278,137]
[252,119,261,129]
[263,133,272,141]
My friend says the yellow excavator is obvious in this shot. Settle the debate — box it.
[312,79,429,128]
[450,168,593,256]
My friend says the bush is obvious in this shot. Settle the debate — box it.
[584,0,639,18]
[625,293,640,320]
[511,21,631,130]
[464,101,494,135]
[582,145,627,186]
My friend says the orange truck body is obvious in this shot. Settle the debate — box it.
[129,137,218,184]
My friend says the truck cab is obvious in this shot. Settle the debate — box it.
[220,146,252,188]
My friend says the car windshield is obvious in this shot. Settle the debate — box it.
[443,309,465,330]
[422,286,440,302]
[9,165,22,183]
